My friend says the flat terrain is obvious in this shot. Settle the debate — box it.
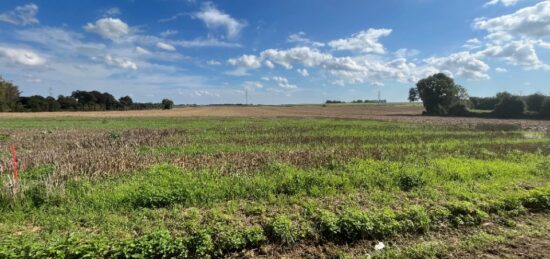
[2,103,550,130]
[0,105,549,258]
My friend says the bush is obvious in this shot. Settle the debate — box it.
[492,93,525,118]
[539,98,550,119]
[397,173,426,191]
[526,93,546,112]
[267,215,298,245]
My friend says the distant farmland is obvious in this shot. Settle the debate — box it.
[0,105,549,258]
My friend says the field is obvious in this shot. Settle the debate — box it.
[0,104,549,258]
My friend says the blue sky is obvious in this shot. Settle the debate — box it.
[0,0,549,104]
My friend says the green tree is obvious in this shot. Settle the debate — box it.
[493,92,525,118]
[413,73,468,115]
[161,99,174,110]
[408,88,419,102]
[119,96,134,108]
[0,77,21,112]
[526,93,545,112]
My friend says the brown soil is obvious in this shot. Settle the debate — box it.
[2,104,550,130]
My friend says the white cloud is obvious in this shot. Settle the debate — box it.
[0,46,45,66]
[84,18,131,41]
[160,30,178,37]
[328,29,392,54]
[0,3,39,26]
[394,48,420,58]
[194,3,246,40]
[243,81,263,91]
[103,54,138,70]
[103,7,121,17]
[288,32,325,47]
[272,76,297,90]
[477,40,550,70]
[474,1,550,38]
[484,0,520,7]
[227,54,262,69]
[463,38,482,50]
[16,27,106,56]
[191,90,220,97]
[156,42,176,51]
[297,68,309,77]
[171,38,241,48]
[425,51,490,80]
[135,46,151,55]
[495,67,508,72]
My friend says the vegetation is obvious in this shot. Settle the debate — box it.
[0,117,549,257]
[409,73,468,115]
[0,76,175,112]
[413,73,550,119]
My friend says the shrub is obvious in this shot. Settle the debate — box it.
[526,93,546,112]
[539,98,550,119]
[397,173,426,192]
[492,93,525,118]
[267,215,298,245]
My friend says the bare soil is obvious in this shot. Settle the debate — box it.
[2,104,550,130]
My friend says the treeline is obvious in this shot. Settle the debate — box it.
[0,77,174,112]
[409,73,550,119]
[326,99,387,104]
[470,92,550,118]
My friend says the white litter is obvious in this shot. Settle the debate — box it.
[374,242,385,250]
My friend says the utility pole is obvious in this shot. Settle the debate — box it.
[377,90,381,104]
[245,89,248,105]
[48,87,53,97]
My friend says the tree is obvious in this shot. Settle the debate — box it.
[413,73,467,115]
[540,98,550,119]
[526,93,545,112]
[119,96,133,108]
[161,99,174,110]
[408,88,419,102]
[492,92,525,118]
[0,77,21,112]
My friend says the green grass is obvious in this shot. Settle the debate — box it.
[0,117,549,257]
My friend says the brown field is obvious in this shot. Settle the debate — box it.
[2,103,550,130]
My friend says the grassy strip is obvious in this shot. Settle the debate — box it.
[0,186,548,258]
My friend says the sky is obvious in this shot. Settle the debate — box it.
[0,0,549,104]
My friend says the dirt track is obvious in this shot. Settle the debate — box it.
[2,104,550,130]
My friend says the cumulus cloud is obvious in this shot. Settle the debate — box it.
[194,2,246,40]
[477,40,550,70]
[272,76,297,90]
[243,81,263,91]
[328,29,392,54]
[297,68,309,77]
[228,54,262,69]
[0,46,45,66]
[474,1,550,38]
[424,51,490,80]
[473,1,550,70]
[463,38,482,50]
[156,42,176,51]
[84,18,131,41]
[0,3,39,26]
[484,0,520,7]
[103,54,138,70]
[495,67,508,72]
